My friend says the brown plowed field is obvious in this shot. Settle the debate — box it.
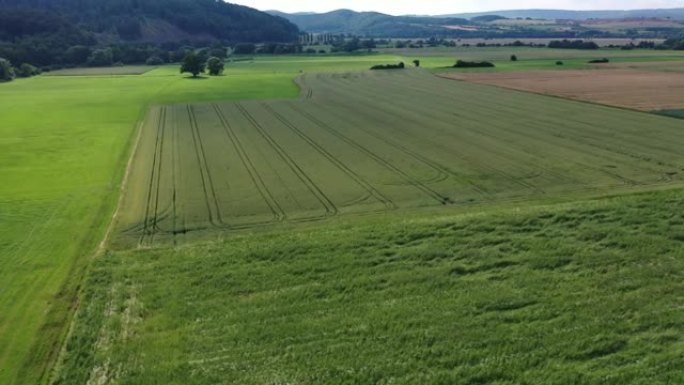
[440,69,684,111]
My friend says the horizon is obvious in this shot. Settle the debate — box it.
[229,1,684,16]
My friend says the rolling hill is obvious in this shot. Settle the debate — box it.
[441,8,684,20]
[0,0,299,43]
[268,9,470,37]
[269,8,684,38]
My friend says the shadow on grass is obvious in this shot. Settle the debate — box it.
[183,75,209,80]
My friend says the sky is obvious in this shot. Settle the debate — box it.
[229,0,684,15]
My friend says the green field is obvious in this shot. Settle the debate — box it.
[56,190,684,384]
[3,51,684,384]
[114,69,684,247]
[0,55,405,385]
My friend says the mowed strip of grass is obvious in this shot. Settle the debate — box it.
[56,189,684,384]
[0,55,404,385]
[43,65,156,76]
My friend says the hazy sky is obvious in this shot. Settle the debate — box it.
[230,0,684,15]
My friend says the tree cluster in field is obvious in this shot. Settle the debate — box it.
[548,39,599,49]
[395,37,457,49]
[232,43,306,55]
[331,38,378,53]
[612,41,657,50]
[588,58,610,63]
[657,38,684,50]
[0,57,41,82]
[453,60,495,68]
[472,41,546,48]
[370,62,405,70]
[0,0,300,68]
[180,52,224,77]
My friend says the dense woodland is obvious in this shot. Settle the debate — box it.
[0,0,299,67]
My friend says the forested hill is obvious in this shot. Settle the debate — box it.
[0,0,299,43]
[268,9,470,37]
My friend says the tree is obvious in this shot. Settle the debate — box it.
[180,52,205,77]
[65,46,92,65]
[233,43,256,55]
[206,56,224,76]
[510,54,518,61]
[413,59,420,67]
[16,63,40,77]
[87,48,113,67]
[0,58,15,81]
[146,56,165,65]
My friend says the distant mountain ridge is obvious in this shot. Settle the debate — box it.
[436,8,684,20]
[271,8,684,38]
[268,9,470,37]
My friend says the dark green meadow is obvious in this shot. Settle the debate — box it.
[57,190,684,384]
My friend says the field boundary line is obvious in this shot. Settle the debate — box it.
[213,103,286,222]
[437,72,684,158]
[262,102,397,210]
[288,103,453,205]
[235,103,338,217]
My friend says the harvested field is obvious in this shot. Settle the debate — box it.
[116,69,684,247]
[440,69,684,111]
[607,60,684,73]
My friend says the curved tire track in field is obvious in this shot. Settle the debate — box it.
[139,106,165,246]
[171,107,181,244]
[288,103,453,205]
[187,105,224,227]
[302,101,490,198]
[261,102,397,211]
[295,75,314,100]
[235,103,338,217]
[212,103,286,222]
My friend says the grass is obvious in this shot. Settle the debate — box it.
[4,50,684,384]
[55,189,684,384]
[0,55,407,385]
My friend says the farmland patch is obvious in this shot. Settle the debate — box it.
[439,68,684,111]
[116,70,684,246]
